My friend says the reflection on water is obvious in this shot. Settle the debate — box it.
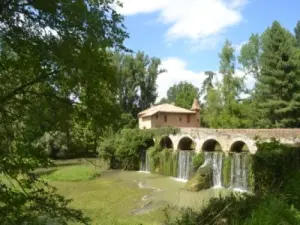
[101,170,228,214]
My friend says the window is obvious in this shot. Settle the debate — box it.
[164,115,167,122]
[156,114,158,119]
[187,114,190,123]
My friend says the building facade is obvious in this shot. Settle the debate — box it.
[138,99,200,129]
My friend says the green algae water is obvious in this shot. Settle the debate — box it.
[101,170,228,213]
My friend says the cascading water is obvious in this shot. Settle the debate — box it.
[140,150,150,173]
[212,152,223,188]
[202,152,223,188]
[230,153,248,192]
[177,151,192,181]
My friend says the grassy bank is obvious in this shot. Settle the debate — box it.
[41,160,173,225]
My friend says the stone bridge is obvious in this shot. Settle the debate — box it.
[157,128,300,154]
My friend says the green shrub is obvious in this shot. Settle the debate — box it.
[166,193,260,225]
[167,194,300,225]
[252,139,300,194]
[192,153,204,171]
[243,195,300,225]
[283,171,300,210]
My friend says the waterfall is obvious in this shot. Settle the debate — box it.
[140,150,150,173]
[230,153,248,192]
[212,152,223,188]
[202,152,223,188]
[201,152,213,167]
[177,151,192,181]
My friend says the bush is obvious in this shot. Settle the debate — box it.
[167,193,300,225]
[243,195,300,225]
[252,139,300,194]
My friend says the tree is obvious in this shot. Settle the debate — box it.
[239,34,262,80]
[218,40,244,127]
[200,71,216,100]
[114,51,164,118]
[256,21,300,127]
[295,21,300,47]
[166,82,200,109]
[201,85,223,127]
[0,0,127,224]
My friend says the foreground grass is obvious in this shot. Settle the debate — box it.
[41,162,174,225]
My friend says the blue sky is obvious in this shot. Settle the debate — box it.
[117,0,300,101]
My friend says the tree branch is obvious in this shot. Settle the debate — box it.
[0,68,65,104]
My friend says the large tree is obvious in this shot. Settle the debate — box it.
[218,40,244,127]
[165,81,200,109]
[256,21,300,127]
[239,34,262,80]
[114,51,163,118]
[0,0,127,224]
[295,21,300,48]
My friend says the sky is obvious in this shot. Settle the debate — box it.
[116,0,300,101]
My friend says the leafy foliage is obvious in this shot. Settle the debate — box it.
[165,81,200,109]
[0,0,127,224]
[113,51,164,118]
[166,194,300,225]
[252,139,300,194]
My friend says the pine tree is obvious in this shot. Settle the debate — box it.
[257,21,300,127]
[295,21,300,47]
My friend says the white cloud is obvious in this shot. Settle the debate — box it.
[157,57,207,101]
[156,57,255,102]
[117,0,247,48]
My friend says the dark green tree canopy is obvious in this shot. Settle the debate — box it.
[113,51,164,118]
[165,81,200,109]
[257,21,300,127]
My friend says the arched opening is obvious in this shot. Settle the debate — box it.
[177,137,195,150]
[230,141,249,153]
[160,136,173,149]
[202,139,222,151]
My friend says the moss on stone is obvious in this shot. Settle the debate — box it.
[192,153,204,171]
[185,165,212,192]
[247,155,255,192]
[222,155,231,188]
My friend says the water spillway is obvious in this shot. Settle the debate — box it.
[141,148,251,192]
[230,153,249,192]
[203,152,223,188]
[177,151,193,181]
[212,152,223,188]
[140,150,151,173]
